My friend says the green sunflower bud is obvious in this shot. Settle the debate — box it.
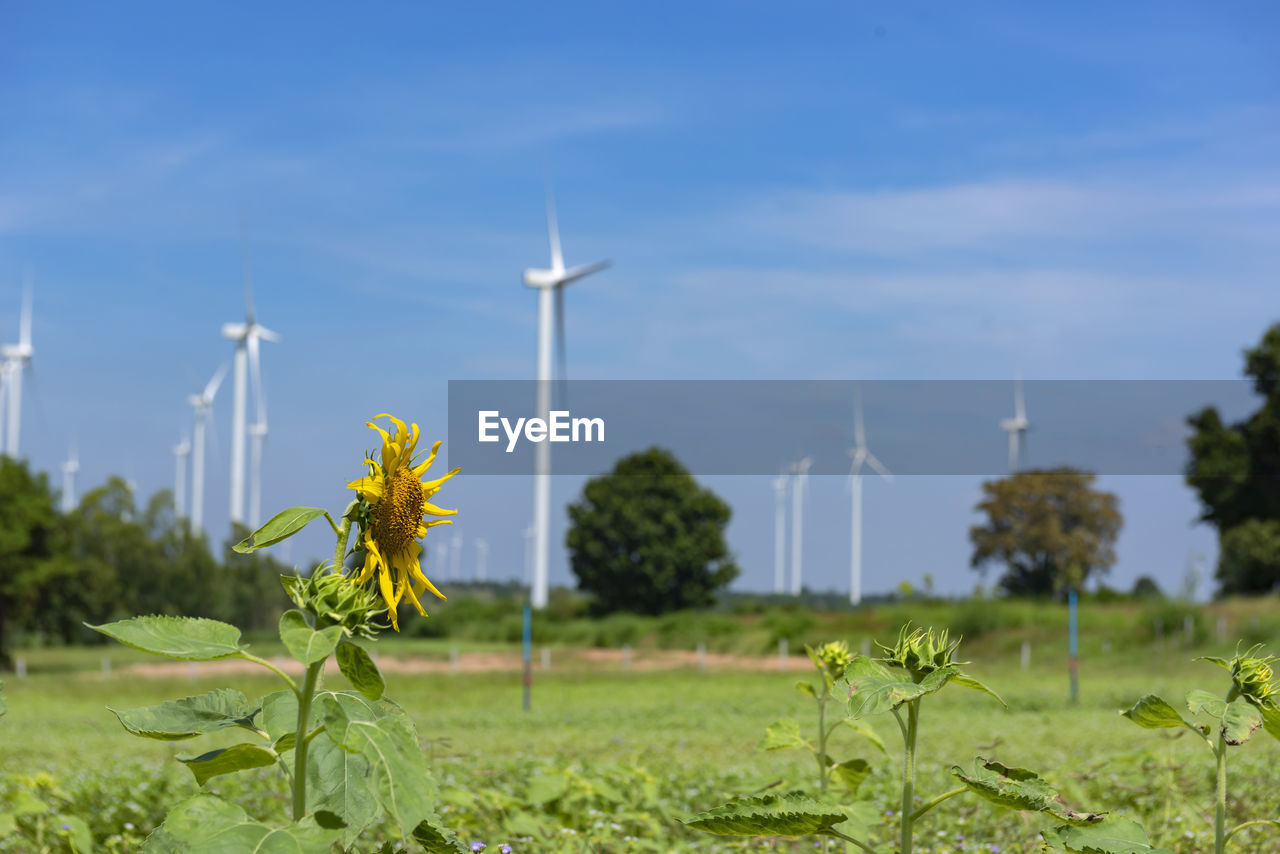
[815,640,853,679]
[283,569,387,640]
[879,625,963,680]
[1230,645,1279,708]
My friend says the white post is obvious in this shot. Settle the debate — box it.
[1184,615,1195,645]
[696,641,706,672]
[188,662,199,681]
[229,342,248,525]
[15,655,26,678]
[1216,615,1227,643]
[541,646,551,672]
[531,285,554,609]
[773,478,787,594]
[779,638,789,671]
[1101,639,1111,654]
[621,644,631,671]
[850,474,863,605]
[860,638,871,658]
[1020,640,1031,671]
[449,647,459,673]
[101,656,110,677]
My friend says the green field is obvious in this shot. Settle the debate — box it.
[3,602,1280,853]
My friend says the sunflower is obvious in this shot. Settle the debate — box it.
[346,414,459,630]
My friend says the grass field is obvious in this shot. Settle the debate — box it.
[3,605,1280,852]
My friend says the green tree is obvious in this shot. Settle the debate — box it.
[0,457,60,669]
[566,447,738,615]
[969,467,1122,597]
[1186,323,1280,594]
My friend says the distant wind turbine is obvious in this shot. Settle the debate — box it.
[522,524,534,587]
[475,538,489,583]
[450,531,463,582]
[848,391,893,606]
[189,363,229,535]
[523,182,609,609]
[222,240,278,526]
[61,442,80,513]
[174,435,191,518]
[772,474,788,594]
[2,282,35,457]
[789,456,812,596]
[1000,378,1031,473]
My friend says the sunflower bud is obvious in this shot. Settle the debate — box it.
[815,640,853,679]
[283,570,387,640]
[879,625,962,681]
[1230,645,1279,708]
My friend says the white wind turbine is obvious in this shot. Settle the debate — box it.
[188,363,229,535]
[1000,378,1031,473]
[450,531,463,583]
[848,391,893,606]
[522,184,610,609]
[247,338,269,528]
[788,456,813,596]
[2,283,34,458]
[173,435,191,518]
[221,247,278,526]
[475,538,489,583]
[61,442,80,513]
[771,473,789,594]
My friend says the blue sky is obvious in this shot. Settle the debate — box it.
[2,1,1278,599]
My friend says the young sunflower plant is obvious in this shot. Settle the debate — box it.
[87,414,470,854]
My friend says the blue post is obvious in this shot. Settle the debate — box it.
[522,604,532,712]
[1068,587,1079,704]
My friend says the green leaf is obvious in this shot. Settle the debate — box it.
[411,817,469,853]
[307,728,380,847]
[235,507,330,553]
[140,794,339,853]
[758,719,811,752]
[1186,689,1227,719]
[88,616,245,661]
[952,758,1104,826]
[795,680,818,699]
[1259,703,1280,743]
[110,689,259,741]
[1196,655,1231,671]
[1222,697,1263,745]
[952,672,1008,707]
[918,665,960,696]
[258,690,319,752]
[337,642,385,701]
[177,743,278,786]
[320,691,436,840]
[1042,816,1175,853]
[847,674,926,719]
[525,773,569,805]
[829,758,872,795]
[54,814,92,853]
[279,610,343,666]
[683,792,850,837]
[1121,695,1202,735]
[838,717,888,754]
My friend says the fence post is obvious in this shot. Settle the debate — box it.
[541,647,551,672]
[15,656,26,679]
[449,647,459,674]
[696,641,706,673]
[101,656,111,678]
[188,662,199,682]
[1021,640,1031,671]
[1216,615,1227,643]
[779,638,789,671]
[621,644,631,671]
[860,638,871,658]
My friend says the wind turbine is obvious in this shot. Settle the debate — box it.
[522,184,610,609]
[772,474,789,594]
[221,243,278,526]
[788,456,812,596]
[450,531,463,583]
[848,391,893,606]
[2,283,34,457]
[188,363,229,535]
[1000,378,1031,473]
[475,538,489,583]
[61,442,80,513]
[173,435,191,518]
[247,339,269,528]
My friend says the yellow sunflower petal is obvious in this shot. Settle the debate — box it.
[346,475,385,500]
[421,468,460,496]
[410,441,444,478]
[423,501,458,517]
[408,554,447,602]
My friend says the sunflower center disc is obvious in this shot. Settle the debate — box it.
[372,467,424,554]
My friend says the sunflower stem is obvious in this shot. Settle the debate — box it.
[331,500,357,574]
[291,660,324,822]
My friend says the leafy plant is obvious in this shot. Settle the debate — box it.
[1122,643,1280,853]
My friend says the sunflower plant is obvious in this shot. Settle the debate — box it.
[87,414,468,853]
[686,624,1170,854]
[1122,643,1280,854]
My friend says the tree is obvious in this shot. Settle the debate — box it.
[566,447,739,615]
[0,457,60,669]
[969,467,1122,597]
[1186,323,1280,594]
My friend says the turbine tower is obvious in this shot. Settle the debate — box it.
[221,245,277,526]
[772,474,788,594]
[475,538,488,583]
[522,184,610,609]
[61,442,80,513]
[188,363,229,535]
[247,335,269,528]
[788,456,812,596]
[1000,378,1030,473]
[2,283,34,457]
[848,391,893,606]
[173,436,191,518]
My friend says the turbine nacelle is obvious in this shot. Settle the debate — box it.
[522,260,611,290]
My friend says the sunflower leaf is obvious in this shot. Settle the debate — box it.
[683,792,851,837]
[336,642,385,701]
[1042,816,1174,853]
[235,507,331,553]
[88,616,245,661]
[279,610,343,666]
[110,689,259,741]
[953,758,1105,825]
[177,743,278,786]
[139,794,340,853]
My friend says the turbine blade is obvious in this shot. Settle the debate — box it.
[546,184,564,273]
[242,225,256,324]
[19,279,32,348]
[205,361,230,401]
[865,452,893,482]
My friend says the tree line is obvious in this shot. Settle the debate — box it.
[0,464,289,669]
